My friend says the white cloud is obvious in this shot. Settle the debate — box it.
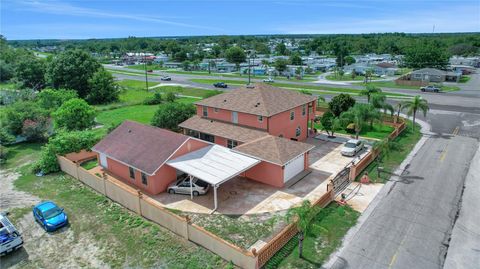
[275,3,480,34]
[6,0,223,31]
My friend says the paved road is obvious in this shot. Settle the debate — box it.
[327,73,480,269]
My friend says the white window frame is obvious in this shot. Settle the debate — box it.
[214,108,219,113]
[129,167,135,180]
[296,126,301,137]
[202,106,208,117]
[302,104,306,116]
[227,139,238,149]
[232,111,238,124]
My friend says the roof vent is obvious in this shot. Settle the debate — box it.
[257,102,261,106]
[128,129,132,133]
[210,120,213,123]
[223,99,227,102]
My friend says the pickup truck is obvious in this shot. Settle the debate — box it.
[0,212,23,256]
[420,85,440,92]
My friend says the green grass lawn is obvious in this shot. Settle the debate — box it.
[7,143,226,268]
[325,74,379,81]
[124,64,167,71]
[313,121,395,140]
[0,81,18,90]
[117,79,160,89]
[166,70,318,82]
[357,81,460,92]
[358,120,422,183]
[80,159,98,170]
[265,203,360,269]
[155,86,220,98]
[459,75,470,83]
[96,97,197,126]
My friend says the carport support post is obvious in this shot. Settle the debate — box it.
[213,185,218,212]
[189,175,193,199]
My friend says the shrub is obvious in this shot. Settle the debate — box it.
[53,98,96,131]
[328,93,356,117]
[151,102,195,132]
[36,88,78,111]
[35,130,101,173]
[143,92,163,105]
[21,118,49,141]
[164,91,177,102]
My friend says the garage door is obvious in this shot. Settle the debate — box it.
[284,154,305,183]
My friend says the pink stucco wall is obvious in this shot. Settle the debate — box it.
[196,105,267,130]
[268,105,309,141]
[244,161,284,188]
[102,138,210,195]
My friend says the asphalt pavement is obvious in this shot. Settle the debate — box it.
[326,73,480,269]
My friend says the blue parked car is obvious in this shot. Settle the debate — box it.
[33,201,68,232]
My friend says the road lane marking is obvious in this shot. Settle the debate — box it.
[452,126,460,136]
[439,149,448,162]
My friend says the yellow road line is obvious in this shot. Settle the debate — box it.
[440,149,448,162]
[389,253,398,268]
[452,126,460,136]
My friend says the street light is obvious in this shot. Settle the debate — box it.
[143,53,149,91]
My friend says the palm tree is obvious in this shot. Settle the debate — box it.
[341,104,369,139]
[286,200,321,258]
[402,95,429,130]
[395,102,404,123]
[371,93,394,116]
[360,85,382,103]
[364,69,373,83]
[208,60,216,74]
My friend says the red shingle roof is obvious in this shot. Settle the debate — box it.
[195,83,317,117]
[233,135,314,165]
[92,121,189,175]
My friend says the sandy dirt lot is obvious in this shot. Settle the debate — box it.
[0,168,109,269]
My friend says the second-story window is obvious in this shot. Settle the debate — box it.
[296,126,301,137]
[290,111,295,121]
[202,106,208,117]
[214,108,219,113]
[232,111,238,124]
[258,115,263,122]
[302,104,306,116]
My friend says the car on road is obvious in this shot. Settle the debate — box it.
[263,78,274,83]
[147,69,153,73]
[213,82,228,88]
[0,212,23,256]
[167,175,210,196]
[160,75,172,81]
[33,201,68,232]
[341,139,364,157]
[420,85,441,92]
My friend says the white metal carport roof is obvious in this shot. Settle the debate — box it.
[166,145,260,211]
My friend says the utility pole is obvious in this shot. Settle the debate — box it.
[248,51,252,85]
[143,53,149,91]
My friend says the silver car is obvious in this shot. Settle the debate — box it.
[341,139,364,157]
[167,175,210,196]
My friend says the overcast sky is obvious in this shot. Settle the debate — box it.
[1,0,479,40]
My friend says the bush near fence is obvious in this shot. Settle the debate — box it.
[57,155,257,269]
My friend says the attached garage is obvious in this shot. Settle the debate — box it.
[284,154,305,183]
[233,135,314,187]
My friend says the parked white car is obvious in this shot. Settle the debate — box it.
[263,77,274,83]
[167,175,210,196]
[0,212,23,256]
[341,139,364,157]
